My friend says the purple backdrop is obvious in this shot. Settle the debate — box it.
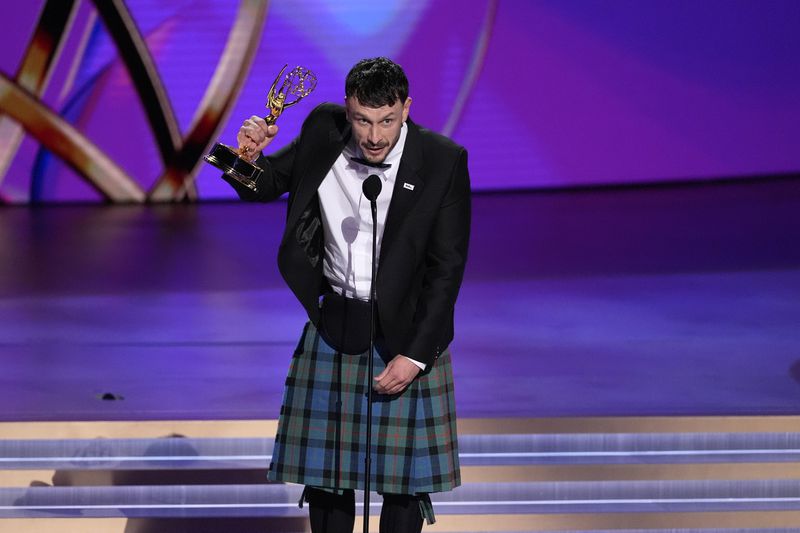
[1,0,798,202]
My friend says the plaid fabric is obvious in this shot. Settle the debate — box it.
[268,321,461,495]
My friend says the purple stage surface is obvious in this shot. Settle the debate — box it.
[1,178,799,421]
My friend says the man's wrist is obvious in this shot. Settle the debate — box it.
[400,355,426,371]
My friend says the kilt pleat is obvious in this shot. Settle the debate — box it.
[268,322,461,495]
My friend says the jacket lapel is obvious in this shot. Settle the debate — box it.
[380,120,425,258]
[287,122,351,231]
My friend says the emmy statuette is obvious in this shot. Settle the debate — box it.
[204,65,317,191]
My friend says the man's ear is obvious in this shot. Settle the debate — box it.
[344,96,352,122]
[402,97,412,122]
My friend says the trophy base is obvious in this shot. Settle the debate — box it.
[204,143,263,191]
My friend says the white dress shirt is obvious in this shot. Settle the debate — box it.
[317,123,425,370]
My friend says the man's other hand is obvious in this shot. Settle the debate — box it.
[373,355,421,395]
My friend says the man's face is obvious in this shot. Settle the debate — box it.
[345,96,412,164]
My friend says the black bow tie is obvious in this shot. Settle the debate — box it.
[350,157,391,170]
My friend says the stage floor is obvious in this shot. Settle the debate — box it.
[1,178,799,421]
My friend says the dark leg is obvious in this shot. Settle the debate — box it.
[379,493,423,533]
[305,487,355,533]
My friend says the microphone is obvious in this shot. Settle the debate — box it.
[362,173,382,202]
[361,172,381,533]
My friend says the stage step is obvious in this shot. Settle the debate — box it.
[2,420,800,531]
[4,480,800,518]
[3,432,800,470]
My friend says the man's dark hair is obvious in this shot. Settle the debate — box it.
[345,57,409,108]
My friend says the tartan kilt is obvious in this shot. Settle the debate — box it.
[268,321,461,495]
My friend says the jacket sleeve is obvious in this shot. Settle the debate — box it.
[221,137,298,202]
[404,148,471,366]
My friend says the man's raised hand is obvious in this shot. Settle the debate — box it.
[236,115,278,161]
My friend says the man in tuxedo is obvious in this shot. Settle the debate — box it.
[227,57,470,533]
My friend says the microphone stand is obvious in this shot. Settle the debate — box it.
[362,174,381,532]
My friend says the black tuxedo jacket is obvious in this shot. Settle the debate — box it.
[226,103,470,367]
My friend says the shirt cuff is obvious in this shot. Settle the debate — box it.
[401,355,427,371]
